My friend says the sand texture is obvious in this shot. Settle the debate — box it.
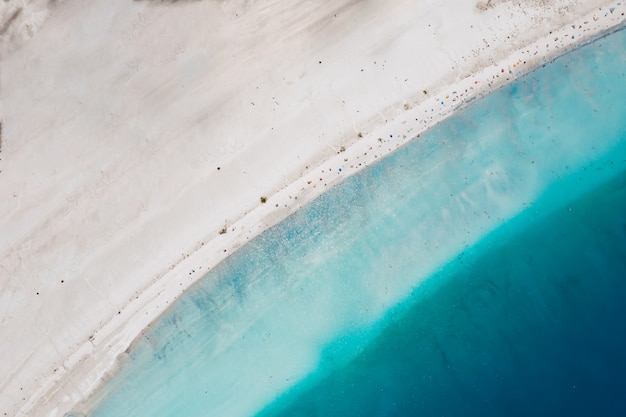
[0,0,624,416]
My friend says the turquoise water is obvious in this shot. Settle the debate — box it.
[256,160,626,417]
[77,28,626,417]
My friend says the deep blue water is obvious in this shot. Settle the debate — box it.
[79,27,626,417]
[256,161,626,417]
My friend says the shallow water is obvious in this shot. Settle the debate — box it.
[78,28,626,417]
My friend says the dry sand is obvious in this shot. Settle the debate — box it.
[0,0,624,416]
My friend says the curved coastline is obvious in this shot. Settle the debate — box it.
[0,1,625,416]
[81,25,626,417]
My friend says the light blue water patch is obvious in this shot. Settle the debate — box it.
[77,27,626,417]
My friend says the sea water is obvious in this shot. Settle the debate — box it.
[79,28,626,417]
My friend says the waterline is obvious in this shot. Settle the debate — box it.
[80,27,626,417]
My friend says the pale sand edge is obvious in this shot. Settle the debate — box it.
[15,3,626,417]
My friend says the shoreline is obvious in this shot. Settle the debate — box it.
[80,15,626,416]
[1,1,624,416]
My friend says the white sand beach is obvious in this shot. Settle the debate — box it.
[0,0,624,416]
